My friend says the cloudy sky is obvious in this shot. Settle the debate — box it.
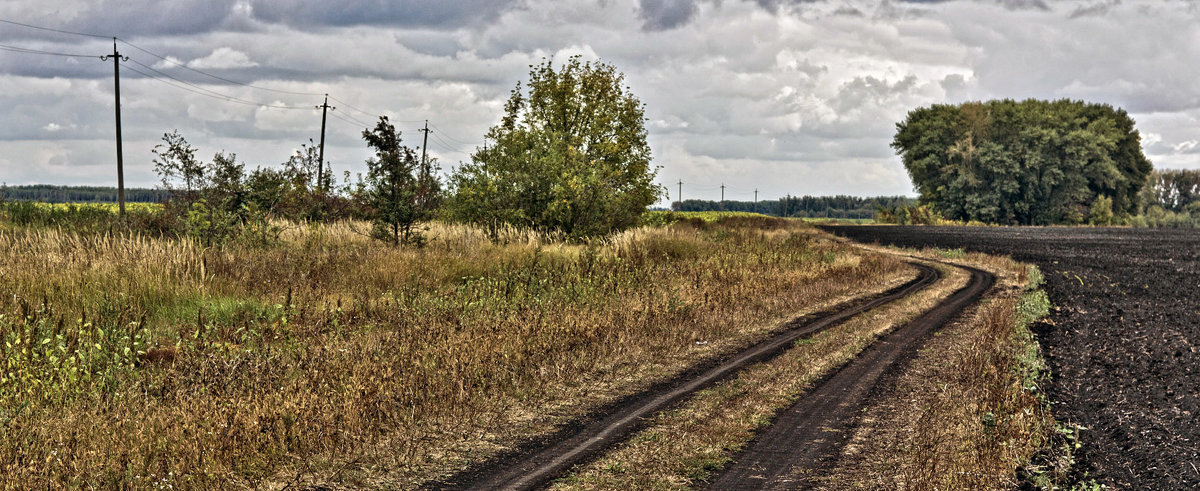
[2,0,1199,205]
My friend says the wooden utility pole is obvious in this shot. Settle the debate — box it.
[102,38,128,217]
[754,189,758,213]
[720,183,725,210]
[677,179,683,211]
[316,95,334,192]
[419,120,431,172]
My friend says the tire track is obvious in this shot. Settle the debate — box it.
[706,262,994,489]
[437,263,940,490]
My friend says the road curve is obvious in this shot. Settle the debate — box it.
[436,263,940,490]
[706,262,995,489]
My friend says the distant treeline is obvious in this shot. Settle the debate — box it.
[0,185,168,203]
[673,195,915,219]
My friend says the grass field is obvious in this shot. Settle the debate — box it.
[0,214,915,488]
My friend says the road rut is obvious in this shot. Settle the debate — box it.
[707,263,994,489]
[437,263,940,490]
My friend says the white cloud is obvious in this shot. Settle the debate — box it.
[187,47,259,70]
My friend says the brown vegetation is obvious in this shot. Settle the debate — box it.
[0,217,909,488]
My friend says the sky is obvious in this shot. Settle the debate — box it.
[1,0,1199,206]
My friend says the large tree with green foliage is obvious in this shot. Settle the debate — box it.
[448,56,663,238]
[893,99,1152,225]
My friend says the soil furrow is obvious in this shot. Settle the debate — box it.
[435,263,940,490]
[706,263,994,489]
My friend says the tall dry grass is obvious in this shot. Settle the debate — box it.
[0,217,907,488]
[832,251,1053,490]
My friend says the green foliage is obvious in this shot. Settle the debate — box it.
[0,299,148,408]
[1088,195,1114,226]
[448,56,663,239]
[643,210,767,226]
[361,116,441,246]
[0,201,166,234]
[875,204,942,224]
[1141,168,1200,213]
[893,99,1153,225]
[153,130,206,199]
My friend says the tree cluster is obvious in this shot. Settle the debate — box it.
[151,131,358,245]
[447,56,663,239]
[893,99,1153,225]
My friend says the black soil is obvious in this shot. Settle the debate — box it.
[822,225,1200,489]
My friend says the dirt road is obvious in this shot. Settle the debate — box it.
[436,263,940,490]
[706,263,994,489]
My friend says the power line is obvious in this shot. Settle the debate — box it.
[329,111,372,130]
[0,17,110,39]
[117,38,328,97]
[0,42,97,58]
[123,61,311,110]
[428,122,477,146]
[329,110,375,128]
[326,95,383,119]
[430,132,474,153]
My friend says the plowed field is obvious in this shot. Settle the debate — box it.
[822,225,1200,489]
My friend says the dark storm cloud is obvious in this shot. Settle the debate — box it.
[639,0,699,30]
[65,0,239,38]
[1070,0,1120,18]
[247,0,521,29]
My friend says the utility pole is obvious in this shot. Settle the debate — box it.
[101,38,128,217]
[786,194,791,217]
[418,121,432,198]
[316,95,335,192]
[419,120,431,172]
[677,179,683,211]
[754,189,758,214]
[720,183,725,210]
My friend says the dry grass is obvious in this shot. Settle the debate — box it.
[0,217,910,488]
[550,262,968,489]
[825,248,1053,490]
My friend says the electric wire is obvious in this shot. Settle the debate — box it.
[329,111,372,130]
[332,111,377,128]
[430,132,474,153]
[0,18,110,39]
[0,42,96,58]
[427,122,478,146]
[117,38,328,97]
[123,61,312,110]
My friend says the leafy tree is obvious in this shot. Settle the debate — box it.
[1089,195,1114,225]
[893,99,1152,225]
[153,130,206,201]
[362,116,440,245]
[448,56,663,239]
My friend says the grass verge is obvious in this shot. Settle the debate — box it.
[825,248,1055,490]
